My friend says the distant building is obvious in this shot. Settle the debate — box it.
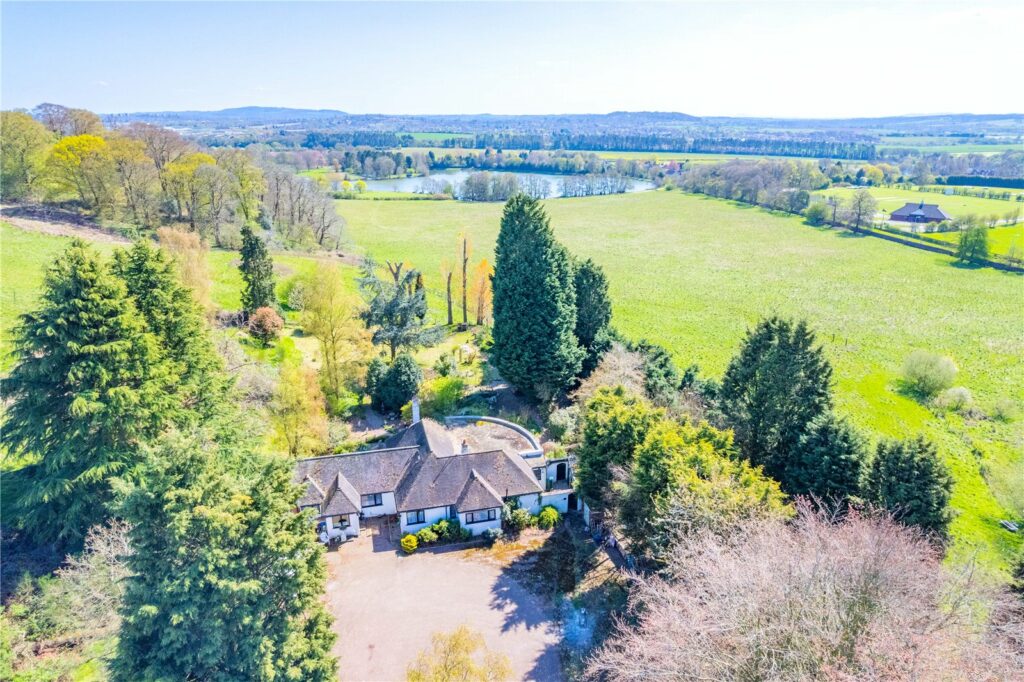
[890,201,951,223]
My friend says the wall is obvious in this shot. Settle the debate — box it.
[459,509,500,535]
[361,491,397,518]
[517,493,545,515]
[399,505,451,534]
[326,513,360,537]
[539,491,571,513]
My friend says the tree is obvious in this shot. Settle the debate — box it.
[248,306,284,346]
[459,233,471,326]
[111,240,226,422]
[358,257,441,361]
[719,317,833,483]
[902,350,957,399]
[620,418,788,560]
[843,188,877,228]
[0,110,52,199]
[1,241,178,546]
[573,257,612,365]
[165,151,216,229]
[864,436,952,537]
[157,226,211,309]
[272,361,329,457]
[33,103,101,138]
[492,194,583,402]
[114,428,336,681]
[214,148,264,224]
[302,263,371,406]
[575,386,661,510]
[370,353,422,413]
[44,133,116,211]
[786,413,866,502]
[470,258,493,325]
[407,626,511,682]
[441,259,455,326]
[956,225,990,263]
[239,224,276,313]
[803,202,828,226]
[107,134,159,226]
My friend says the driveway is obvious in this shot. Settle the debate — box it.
[324,522,563,681]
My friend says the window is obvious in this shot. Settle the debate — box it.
[407,509,426,525]
[333,515,349,528]
[465,508,497,524]
[361,493,383,508]
[533,468,544,482]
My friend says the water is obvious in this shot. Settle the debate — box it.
[357,169,655,198]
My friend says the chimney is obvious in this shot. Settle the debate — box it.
[411,397,421,424]
[461,439,470,454]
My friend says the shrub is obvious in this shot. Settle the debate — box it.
[804,202,829,226]
[458,527,472,542]
[934,386,973,412]
[431,519,453,541]
[992,398,1017,422]
[506,507,534,532]
[420,376,466,418]
[248,306,283,347]
[482,527,503,545]
[433,353,458,377]
[416,528,438,545]
[370,353,422,413]
[537,506,560,530]
[400,534,418,554]
[282,276,309,311]
[473,328,493,351]
[902,351,957,398]
[547,406,580,443]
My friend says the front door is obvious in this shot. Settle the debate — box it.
[568,493,577,511]
[556,462,567,481]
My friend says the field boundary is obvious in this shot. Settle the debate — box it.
[846,225,1024,273]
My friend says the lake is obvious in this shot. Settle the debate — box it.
[358,169,655,198]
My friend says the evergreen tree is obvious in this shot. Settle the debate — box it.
[113,427,336,681]
[787,413,866,502]
[575,386,661,510]
[111,239,226,422]
[864,436,952,537]
[573,257,612,370]
[1,240,178,546]
[492,195,583,401]
[240,224,275,313]
[370,353,422,412]
[358,257,441,361]
[719,317,833,482]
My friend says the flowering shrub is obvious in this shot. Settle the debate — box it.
[400,534,418,554]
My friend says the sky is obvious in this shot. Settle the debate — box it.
[2,1,1021,118]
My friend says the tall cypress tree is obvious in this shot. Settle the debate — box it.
[573,257,612,370]
[240,224,275,313]
[1,240,178,546]
[719,316,833,482]
[492,194,583,401]
[864,436,952,536]
[112,240,226,422]
[114,426,337,681]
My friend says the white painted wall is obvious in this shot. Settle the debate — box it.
[326,513,360,537]
[459,509,500,535]
[539,491,570,513]
[399,505,451,534]
[517,493,544,515]
[361,491,397,518]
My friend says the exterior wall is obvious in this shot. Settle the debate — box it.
[539,491,570,513]
[459,509,500,535]
[360,491,397,518]
[517,493,544,515]
[326,513,360,537]
[399,505,451,534]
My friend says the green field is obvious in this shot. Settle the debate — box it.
[339,191,1024,572]
[928,224,1024,257]
[878,136,1022,154]
[815,186,1023,220]
[394,146,863,165]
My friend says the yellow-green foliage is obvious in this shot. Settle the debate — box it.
[537,505,560,530]
[420,375,466,417]
[401,533,418,554]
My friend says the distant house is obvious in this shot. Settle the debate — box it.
[294,417,576,542]
[890,201,951,223]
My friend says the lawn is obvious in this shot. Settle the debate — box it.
[927,224,1024,257]
[339,191,1024,573]
[815,186,1022,221]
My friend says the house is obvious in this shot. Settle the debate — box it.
[294,417,576,540]
[889,201,951,223]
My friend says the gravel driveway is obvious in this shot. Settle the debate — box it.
[324,523,563,681]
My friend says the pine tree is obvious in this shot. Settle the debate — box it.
[113,427,337,681]
[111,239,226,422]
[1,240,178,546]
[573,257,612,370]
[492,195,583,401]
[787,413,866,502]
[357,257,441,361]
[239,224,275,313]
[864,436,952,536]
[719,317,833,482]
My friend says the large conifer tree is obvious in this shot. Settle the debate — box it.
[1,240,178,546]
[864,436,952,536]
[112,240,226,422]
[573,257,612,370]
[787,413,866,502]
[239,224,275,313]
[491,194,583,401]
[113,426,337,681]
[719,316,833,482]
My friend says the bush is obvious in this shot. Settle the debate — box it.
[282,276,309,311]
[416,528,438,545]
[902,351,957,398]
[248,306,283,347]
[482,527,503,545]
[473,328,493,351]
[547,406,580,443]
[400,534,418,554]
[370,353,422,413]
[804,202,829,226]
[934,386,973,412]
[506,507,534,532]
[433,353,458,377]
[536,506,561,530]
[431,519,454,541]
[992,398,1017,422]
[458,527,472,542]
[420,376,466,418]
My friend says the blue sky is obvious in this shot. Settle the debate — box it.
[2,1,1020,117]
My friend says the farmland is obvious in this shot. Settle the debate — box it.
[339,190,1024,571]
[928,223,1024,256]
[814,185,1023,220]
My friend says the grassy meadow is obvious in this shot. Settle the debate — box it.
[815,186,1023,220]
[338,191,1024,572]
[927,224,1024,256]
